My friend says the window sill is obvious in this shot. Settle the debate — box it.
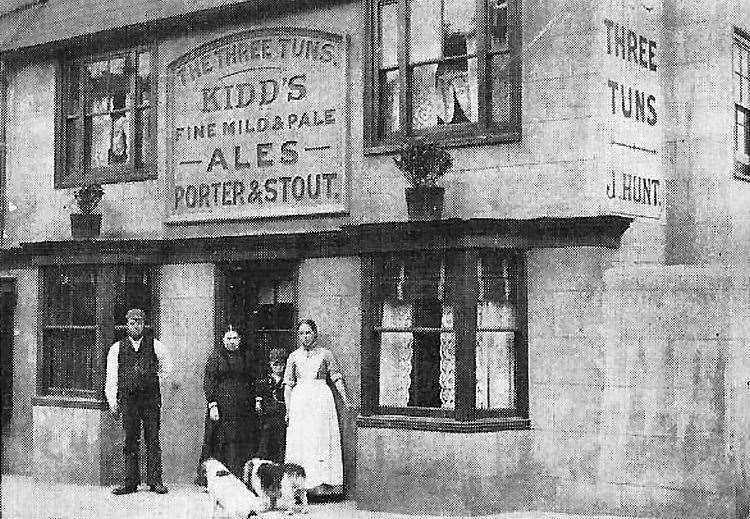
[55,169,157,189]
[356,414,530,433]
[364,131,522,156]
[32,395,108,410]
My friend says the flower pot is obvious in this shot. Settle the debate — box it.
[70,214,102,239]
[405,186,444,221]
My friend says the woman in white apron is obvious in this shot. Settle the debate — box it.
[284,319,352,496]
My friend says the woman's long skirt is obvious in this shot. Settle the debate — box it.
[284,379,343,490]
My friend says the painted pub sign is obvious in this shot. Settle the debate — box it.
[600,1,663,219]
[166,28,348,222]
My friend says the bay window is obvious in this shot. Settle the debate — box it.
[361,248,528,429]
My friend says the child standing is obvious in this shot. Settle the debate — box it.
[254,348,287,464]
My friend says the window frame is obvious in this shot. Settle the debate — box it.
[734,29,750,181]
[360,248,528,428]
[54,43,158,188]
[363,0,522,152]
[37,264,160,404]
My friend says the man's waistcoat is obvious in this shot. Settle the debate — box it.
[117,334,160,401]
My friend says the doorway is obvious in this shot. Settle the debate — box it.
[1,278,16,426]
[216,261,298,370]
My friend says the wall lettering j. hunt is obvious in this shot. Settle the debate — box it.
[601,7,664,220]
[166,28,349,222]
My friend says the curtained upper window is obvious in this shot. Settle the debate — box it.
[366,0,521,147]
[56,45,156,187]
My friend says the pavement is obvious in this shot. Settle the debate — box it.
[0,474,644,519]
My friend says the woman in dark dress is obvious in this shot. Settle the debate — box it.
[199,325,258,479]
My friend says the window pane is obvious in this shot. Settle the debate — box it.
[110,112,129,164]
[738,112,747,155]
[476,254,518,409]
[47,268,96,325]
[739,122,746,154]
[136,107,153,167]
[736,73,743,105]
[476,330,514,408]
[379,69,400,135]
[379,1,398,69]
[65,117,82,174]
[86,60,110,113]
[68,65,81,114]
[412,58,477,129]
[377,252,456,409]
[489,0,509,52]
[409,0,441,64]
[490,53,512,124]
[444,0,476,57]
[138,51,152,107]
[378,301,455,409]
[113,266,153,326]
[109,56,131,111]
[45,328,96,391]
[88,115,109,168]
[88,112,129,168]
[735,45,742,74]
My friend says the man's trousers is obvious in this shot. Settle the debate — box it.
[120,396,163,487]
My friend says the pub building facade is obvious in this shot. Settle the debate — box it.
[3,0,750,517]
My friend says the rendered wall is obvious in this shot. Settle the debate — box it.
[298,256,361,496]
[0,269,36,476]
[662,0,750,264]
[157,263,215,483]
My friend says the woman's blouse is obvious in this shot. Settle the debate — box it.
[203,347,255,418]
[284,346,343,388]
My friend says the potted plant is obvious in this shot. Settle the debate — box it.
[394,139,453,221]
[70,183,104,239]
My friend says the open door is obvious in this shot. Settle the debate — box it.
[216,262,298,370]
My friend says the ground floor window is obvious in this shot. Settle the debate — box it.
[40,264,158,399]
[363,249,527,423]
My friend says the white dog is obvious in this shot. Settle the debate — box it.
[243,458,308,515]
[204,458,262,519]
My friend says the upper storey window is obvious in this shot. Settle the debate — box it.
[56,46,156,187]
[734,31,750,180]
[365,0,521,149]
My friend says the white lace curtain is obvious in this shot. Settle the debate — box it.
[475,302,515,409]
[412,61,478,130]
[475,256,516,409]
[379,302,456,409]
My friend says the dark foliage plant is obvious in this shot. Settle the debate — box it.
[73,184,104,214]
[393,140,453,188]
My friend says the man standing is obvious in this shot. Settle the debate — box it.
[105,308,173,495]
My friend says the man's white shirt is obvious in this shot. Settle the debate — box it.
[104,336,172,410]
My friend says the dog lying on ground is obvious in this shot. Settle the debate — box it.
[204,458,262,519]
[243,458,308,515]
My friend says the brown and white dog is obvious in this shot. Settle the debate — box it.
[204,458,261,519]
[243,458,308,515]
